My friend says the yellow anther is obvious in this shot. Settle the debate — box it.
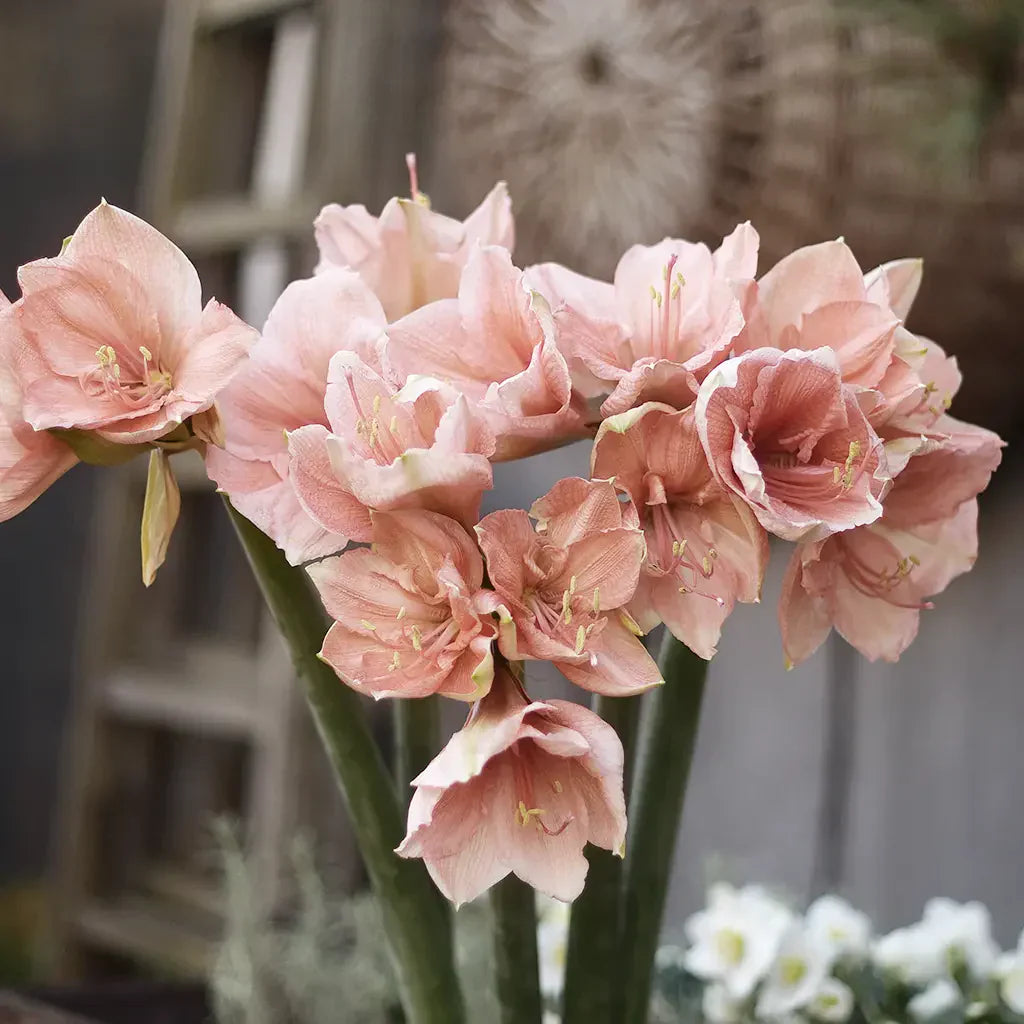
[95,344,117,366]
[410,625,423,651]
[702,555,712,575]
[360,619,377,632]
[139,345,152,362]
[562,589,573,625]
[372,394,382,415]
[516,801,545,827]
[708,547,719,560]
[676,271,686,289]
[389,415,398,432]
[553,780,563,794]
[592,588,601,615]
[575,624,587,654]
[909,554,921,566]
[569,575,577,595]
[355,419,366,436]
[654,290,663,309]
[396,606,407,620]
[648,284,658,302]
[388,651,401,673]
[670,280,681,300]
[833,466,842,484]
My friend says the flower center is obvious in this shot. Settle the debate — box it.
[646,255,689,361]
[345,369,408,465]
[779,955,808,987]
[715,929,746,966]
[84,344,172,406]
[523,574,604,664]
[647,504,725,607]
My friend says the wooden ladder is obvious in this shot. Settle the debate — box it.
[48,0,358,979]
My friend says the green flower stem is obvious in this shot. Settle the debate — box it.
[491,874,543,1024]
[617,632,709,1024]
[225,500,464,1024]
[394,696,441,809]
[561,694,642,1024]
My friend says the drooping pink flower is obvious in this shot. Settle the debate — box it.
[315,159,513,321]
[780,417,1003,665]
[396,667,626,905]
[527,223,758,416]
[475,478,662,695]
[12,202,256,444]
[695,347,889,541]
[207,270,389,564]
[288,351,495,541]
[592,403,768,659]
[0,293,78,521]
[736,240,901,391]
[307,509,497,700]
[386,246,586,460]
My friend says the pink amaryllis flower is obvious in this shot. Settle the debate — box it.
[592,402,768,659]
[396,666,626,904]
[695,347,889,542]
[12,201,256,445]
[315,155,513,321]
[307,509,497,700]
[207,270,388,564]
[287,351,494,541]
[526,223,758,416]
[736,240,901,391]
[386,245,586,460]
[780,399,1003,665]
[0,292,78,521]
[475,477,662,695]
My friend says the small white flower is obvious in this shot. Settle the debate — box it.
[704,982,744,1023]
[542,1012,561,1024]
[907,978,961,1020]
[806,896,872,960]
[807,978,854,1023]
[684,884,794,1000]
[756,924,834,1019]
[921,898,1000,979]
[995,929,1024,1014]
[873,925,945,985]
[536,896,570,1001]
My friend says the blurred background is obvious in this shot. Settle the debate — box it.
[0,0,1021,1020]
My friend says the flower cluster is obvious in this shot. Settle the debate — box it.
[652,884,1024,1024]
[0,160,1002,906]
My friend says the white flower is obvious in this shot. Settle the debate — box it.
[756,924,834,1019]
[907,978,961,1020]
[536,896,570,1001]
[542,1013,561,1024]
[922,898,1000,979]
[704,982,744,1023]
[807,978,854,1023]
[995,928,1024,1014]
[872,925,945,985]
[684,884,794,1000]
[806,896,872,960]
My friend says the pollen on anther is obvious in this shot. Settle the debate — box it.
[396,606,407,620]
[372,394,382,415]
[592,588,601,615]
[360,619,377,632]
[575,624,587,654]
[388,652,401,672]
[410,625,423,651]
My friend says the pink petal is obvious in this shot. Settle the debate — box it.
[557,615,663,696]
[863,258,923,320]
[173,298,257,404]
[778,544,833,667]
[529,477,627,546]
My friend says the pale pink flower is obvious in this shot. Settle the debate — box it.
[527,223,758,416]
[592,402,768,659]
[386,246,586,460]
[12,202,256,444]
[695,347,889,542]
[0,292,77,521]
[475,478,662,696]
[288,351,494,541]
[207,270,388,564]
[315,159,513,321]
[780,417,1003,665]
[738,240,901,390]
[396,667,626,905]
[307,509,497,700]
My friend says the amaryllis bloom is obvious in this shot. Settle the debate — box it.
[476,477,662,695]
[592,403,768,659]
[737,240,901,391]
[0,293,78,521]
[696,347,889,542]
[288,351,494,541]
[386,245,586,460]
[527,223,758,416]
[307,509,497,700]
[207,270,388,564]
[779,416,1002,665]
[396,668,626,904]
[12,201,256,444]
[315,157,513,321]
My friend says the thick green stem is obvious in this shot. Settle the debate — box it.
[617,632,708,1024]
[490,875,543,1024]
[394,697,440,809]
[561,694,642,1024]
[225,501,464,1024]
